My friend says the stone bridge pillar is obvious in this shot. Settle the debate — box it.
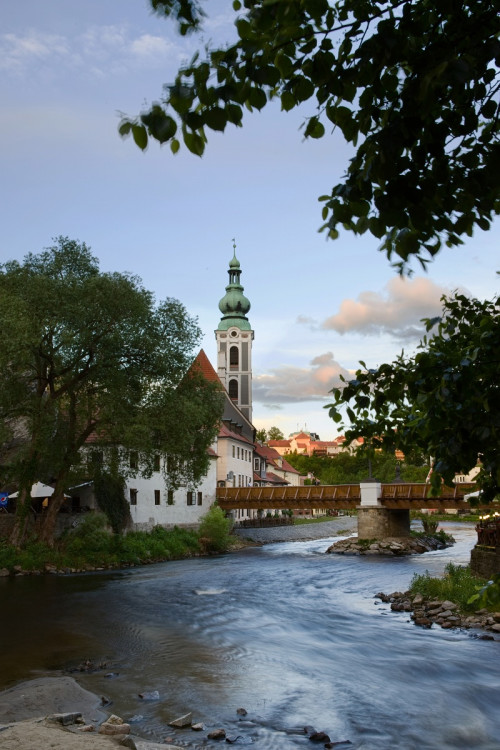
[357,481,410,539]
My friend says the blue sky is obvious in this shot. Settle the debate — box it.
[2,0,499,439]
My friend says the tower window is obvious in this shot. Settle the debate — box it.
[230,346,239,369]
[228,379,238,400]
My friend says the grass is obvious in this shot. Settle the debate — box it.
[0,511,232,573]
[410,563,486,612]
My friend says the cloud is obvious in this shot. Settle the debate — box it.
[321,276,460,339]
[0,25,184,79]
[254,352,351,404]
[0,31,71,72]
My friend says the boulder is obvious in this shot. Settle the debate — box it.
[168,712,192,728]
[207,728,226,740]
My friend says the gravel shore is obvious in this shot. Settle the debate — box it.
[232,516,357,544]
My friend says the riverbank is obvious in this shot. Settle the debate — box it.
[232,516,357,543]
[0,676,188,750]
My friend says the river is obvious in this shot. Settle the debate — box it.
[0,523,499,749]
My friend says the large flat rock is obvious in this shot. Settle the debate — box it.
[0,676,105,723]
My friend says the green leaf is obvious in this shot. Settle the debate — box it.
[183,130,205,156]
[118,120,132,137]
[132,124,148,150]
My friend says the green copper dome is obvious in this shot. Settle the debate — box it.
[217,247,251,331]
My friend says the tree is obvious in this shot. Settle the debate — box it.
[0,238,223,545]
[327,290,500,499]
[255,428,268,443]
[120,0,500,270]
[267,426,285,441]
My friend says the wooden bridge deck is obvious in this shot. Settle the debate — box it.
[215,483,478,511]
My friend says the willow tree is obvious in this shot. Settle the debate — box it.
[121,0,499,270]
[0,238,223,545]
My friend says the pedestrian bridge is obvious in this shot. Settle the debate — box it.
[216,482,478,512]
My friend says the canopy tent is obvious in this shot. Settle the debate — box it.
[8,482,70,499]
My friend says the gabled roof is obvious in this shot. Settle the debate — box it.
[268,439,291,447]
[219,423,254,445]
[188,349,222,384]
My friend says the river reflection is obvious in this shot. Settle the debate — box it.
[1,523,499,749]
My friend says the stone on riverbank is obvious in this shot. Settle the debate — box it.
[167,711,192,727]
[376,591,500,636]
[326,534,453,555]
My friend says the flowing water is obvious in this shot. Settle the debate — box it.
[1,523,499,749]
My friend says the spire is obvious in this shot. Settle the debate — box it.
[217,241,251,331]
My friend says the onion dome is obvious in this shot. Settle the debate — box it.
[217,244,251,331]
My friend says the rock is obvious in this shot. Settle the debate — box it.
[309,730,331,742]
[138,690,160,701]
[441,600,458,610]
[46,712,83,726]
[80,724,95,732]
[106,714,124,725]
[101,695,112,707]
[168,712,192,727]
[118,737,137,749]
[236,707,248,716]
[412,593,424,605]
[207,728,226,740]
[0,568,10,577]
[99,721,131,735]
[489,623,500,632]
[135,742,184,750]
[226,735,244,743]
[191,722,204,731]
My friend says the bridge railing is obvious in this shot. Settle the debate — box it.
[381,482,477,500]
[216,484,361,503]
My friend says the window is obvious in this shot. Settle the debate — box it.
[228,379,238,400]
[232,445,235,458]
[230,345,239,369]
[167,489,174,505]
[237,447,240,459]
[154,490,161,505]
[129,452,138,470]
[187,491,196,506]
[89,450,103,466]
[197,492,203,506]
[254,458,260,471]
[129,489,138,506]
[153,454,161,472]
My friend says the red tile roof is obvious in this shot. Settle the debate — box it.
[218,423,254,444]
[188,349,221,384]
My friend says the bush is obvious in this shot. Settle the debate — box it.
[410,563,485,612]
[94,472,131,533]
[197,505,232,553]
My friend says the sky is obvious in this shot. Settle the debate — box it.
[1,0,499,440]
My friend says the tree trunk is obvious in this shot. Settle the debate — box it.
[38,478,68,546]
[10,488,33,548]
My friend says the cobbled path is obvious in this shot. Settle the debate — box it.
[232,516,357,544]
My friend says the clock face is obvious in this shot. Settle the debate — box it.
[230,330,238,337]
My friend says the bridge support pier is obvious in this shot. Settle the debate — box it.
[357,481,411,539]
[357,507,411,539]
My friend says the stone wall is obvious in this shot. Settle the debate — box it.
[357,507,411,539]
[470,545,500,579]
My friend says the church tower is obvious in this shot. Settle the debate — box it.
[215,244,254,423]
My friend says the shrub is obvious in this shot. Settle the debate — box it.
[198,505,232,553]
[93,472,131,533]
[410,563,485,612]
